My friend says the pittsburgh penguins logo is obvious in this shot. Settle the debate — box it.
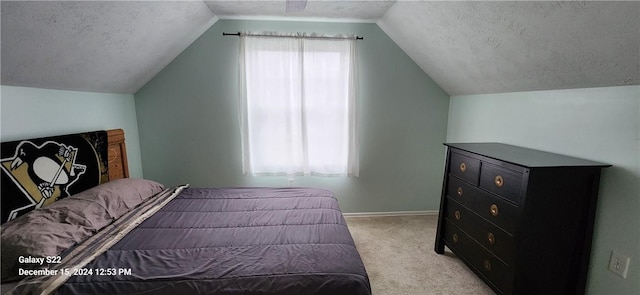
[1,134,105,223]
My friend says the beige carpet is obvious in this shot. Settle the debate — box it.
[345,215,495,295]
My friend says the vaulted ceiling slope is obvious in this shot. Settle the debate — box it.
[1,1,218,94]
[378,1,640,95]
[1,1,638,95]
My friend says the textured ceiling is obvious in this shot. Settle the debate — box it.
[1,1,218,94]
[1,1,638,95]
[205,0,395,21]
[378,1,640,95]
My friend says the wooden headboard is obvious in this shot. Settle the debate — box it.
[106,129,129,180]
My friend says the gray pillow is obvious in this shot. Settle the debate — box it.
[1,178,164,281]
[64,178,165,221]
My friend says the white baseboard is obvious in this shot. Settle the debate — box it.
[342,210,439,218]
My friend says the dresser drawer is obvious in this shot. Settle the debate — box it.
[445,198,515,265]
[449,152,481,185]
[447,176,519,234]
[442,219,513,294]
[480,163,524,204]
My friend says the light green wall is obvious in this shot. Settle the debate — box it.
[447,85,640,295]
[0,85,144,178]
[135,20,449,213]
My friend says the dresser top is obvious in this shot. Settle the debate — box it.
[444,142,610,168]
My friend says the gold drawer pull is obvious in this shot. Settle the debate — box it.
[456,187,463,197]
[490,204,499,217]
[453,233,459,243]
[487,232,495,245]
[459,162,467,172]
[484,259,492,271]
[454,210,461,220]
[494,175,504,187]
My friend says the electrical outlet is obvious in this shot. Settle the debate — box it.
[608,251,631,279]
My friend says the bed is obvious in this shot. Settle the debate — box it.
[1,129,371,295]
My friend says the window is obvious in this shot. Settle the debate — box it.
[238,34,359,176]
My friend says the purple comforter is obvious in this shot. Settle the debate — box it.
[58,187,371,295]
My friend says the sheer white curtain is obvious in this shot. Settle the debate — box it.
[238,33,359,177]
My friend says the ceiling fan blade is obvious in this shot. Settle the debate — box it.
[286,0,307,12]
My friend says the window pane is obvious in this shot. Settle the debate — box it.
[240,36,357,176]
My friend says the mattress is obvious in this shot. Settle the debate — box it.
[50,187,371,294]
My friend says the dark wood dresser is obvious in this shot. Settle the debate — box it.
[434,143,610,295]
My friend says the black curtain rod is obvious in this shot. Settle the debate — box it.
[223,32,363,40]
